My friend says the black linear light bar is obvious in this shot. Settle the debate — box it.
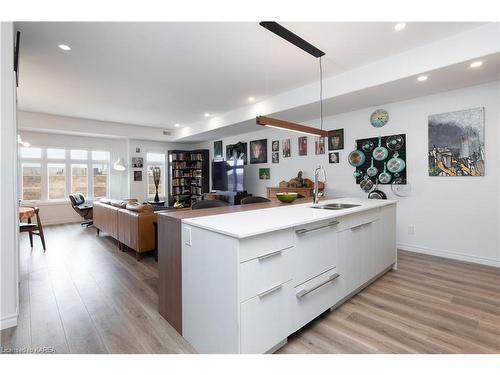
[259,21,325,58]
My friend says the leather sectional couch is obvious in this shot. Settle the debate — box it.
[93,198,161,260]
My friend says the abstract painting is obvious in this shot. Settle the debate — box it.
[428,107,484,176]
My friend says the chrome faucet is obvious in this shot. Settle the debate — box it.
[313,165,327,204]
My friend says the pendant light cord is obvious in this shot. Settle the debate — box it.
[319,56,323,131]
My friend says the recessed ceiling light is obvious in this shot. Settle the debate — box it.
[470,60,483,68]
[394,23,406,32]
[58,44,71,51]
[174,123,180,127]
[248,96,255,102]
[204,113,211,117]
[417,75,428,82]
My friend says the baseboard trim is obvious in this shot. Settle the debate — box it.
[43,218,82,226]
[0,313,18,330]
[398,243,500,268]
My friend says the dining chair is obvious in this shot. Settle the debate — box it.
[20,206,46,252]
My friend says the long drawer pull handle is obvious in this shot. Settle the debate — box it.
[258,283,284,298]
[350,220,375,230]
[296,220,339,235]
[257,249,283,261]
[296,273,340,299]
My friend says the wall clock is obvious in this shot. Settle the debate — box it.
[370,109,389,128]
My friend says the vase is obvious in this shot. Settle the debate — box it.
[154,187,160,202]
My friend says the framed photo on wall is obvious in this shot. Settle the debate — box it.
[132,157,143,168]
[298,136,307,156]
[272,140,279,152]
[328,129,344,150]
[133,171,142,181]
[250,139,267,164]
[213,140,223,158]
[272,152,279,163]
[329,152,340,164]
[282,139,291,158]
[315,136,325,155]
[226,142,248,165]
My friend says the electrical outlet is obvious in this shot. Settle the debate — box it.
[184,226,192,246]
[408,225,415,235]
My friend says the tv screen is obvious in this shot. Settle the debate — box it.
[212,159,244,192]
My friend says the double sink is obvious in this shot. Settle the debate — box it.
[311,203,360,210]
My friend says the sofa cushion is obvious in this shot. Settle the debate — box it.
[126,202,154,213]
[110,199,138,208]
[100,198,112,204]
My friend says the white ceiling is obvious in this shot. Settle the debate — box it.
[182,52,500,142]
[16,22,486,130]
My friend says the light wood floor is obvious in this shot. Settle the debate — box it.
[1,223,499,354]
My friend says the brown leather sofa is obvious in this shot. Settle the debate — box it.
[93,198,160,260]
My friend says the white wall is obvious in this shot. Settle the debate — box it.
[128,139,189,202]
[1,22,19,330]
[202,82,500,267]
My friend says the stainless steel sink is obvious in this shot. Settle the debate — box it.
[311,203,361,210]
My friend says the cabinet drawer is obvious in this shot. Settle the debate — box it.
[240,280,293,354]
[292,267,341,332]
[240,247,293,302]
[239,229,293,263]
[337,208,380,232]
[293,220,339,286]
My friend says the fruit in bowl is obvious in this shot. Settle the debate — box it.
[276,192,298,203]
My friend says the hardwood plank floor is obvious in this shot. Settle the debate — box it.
[1,223,499,354]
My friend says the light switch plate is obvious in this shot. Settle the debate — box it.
[184,226,192,246]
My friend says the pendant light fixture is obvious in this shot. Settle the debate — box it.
[113,157,126,171]
[256,22,327,137]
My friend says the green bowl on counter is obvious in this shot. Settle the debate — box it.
[276,192,298,203]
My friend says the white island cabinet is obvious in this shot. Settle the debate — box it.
[181,198,397,353]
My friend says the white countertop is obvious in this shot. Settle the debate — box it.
[182,198,396,239]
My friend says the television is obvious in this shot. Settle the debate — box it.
[212,159,244,192]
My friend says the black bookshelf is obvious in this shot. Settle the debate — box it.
[168,149,210,207]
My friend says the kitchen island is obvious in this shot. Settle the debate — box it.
[157,198,396,354]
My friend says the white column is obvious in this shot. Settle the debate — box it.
[0,22,19,330]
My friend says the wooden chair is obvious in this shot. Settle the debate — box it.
[20,206,46,252]
[240,196,271,205]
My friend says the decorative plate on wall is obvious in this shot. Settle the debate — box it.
[370,109,389,128]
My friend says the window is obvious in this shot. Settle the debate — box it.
[19,147,110,201]
[47,148,66,159]
[92,151,109,161]
[22,162,42,200]
[71,149,88,160]
[20,147,41,159]
[147,152,165,198]
[71,164,88,196]
[93,164,108,198]
[48,164,66,199]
